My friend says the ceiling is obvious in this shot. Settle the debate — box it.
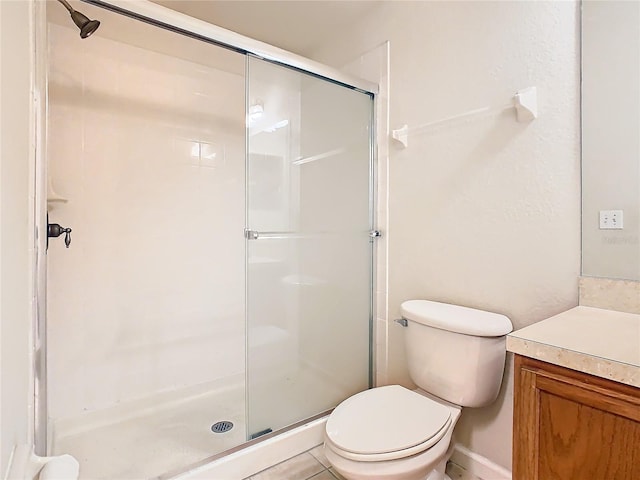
[152,1,381,56]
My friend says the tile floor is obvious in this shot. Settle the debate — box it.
[244,446,344,480]
[244,445,481,480]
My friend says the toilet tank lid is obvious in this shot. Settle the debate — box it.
[401,300,513,337]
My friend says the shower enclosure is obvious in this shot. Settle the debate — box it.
[41,1,375,478]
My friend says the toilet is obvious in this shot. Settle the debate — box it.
[324,300,513,480]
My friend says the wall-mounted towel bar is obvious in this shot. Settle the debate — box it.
[391,86,537,149]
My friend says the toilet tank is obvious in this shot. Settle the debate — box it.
[400,300,513,408]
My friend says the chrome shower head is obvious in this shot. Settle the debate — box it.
[57,0,101,39]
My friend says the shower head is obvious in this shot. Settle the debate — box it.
[57,0,101,39]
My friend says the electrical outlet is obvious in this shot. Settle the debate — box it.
[599,210,624,229]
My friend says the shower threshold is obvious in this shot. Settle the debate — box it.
[162,412,331,480]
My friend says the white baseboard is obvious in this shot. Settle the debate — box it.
[450,444,512,480]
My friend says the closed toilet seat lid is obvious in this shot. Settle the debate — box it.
[326,385,452,461]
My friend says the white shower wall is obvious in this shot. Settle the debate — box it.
[46,21,246,421]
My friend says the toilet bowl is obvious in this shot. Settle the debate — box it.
[324,386,461,480]
[323,300,512,480]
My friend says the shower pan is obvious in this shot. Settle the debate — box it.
[39,1,377,478]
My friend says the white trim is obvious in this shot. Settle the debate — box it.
[173,417,326,480]
[450,444,512,480]
[32,0,49,456]
[85,0,378,95]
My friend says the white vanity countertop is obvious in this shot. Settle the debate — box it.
[507,306,640,388]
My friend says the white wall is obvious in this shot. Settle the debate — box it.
[0,0,35,474]
[46,19,246,421]
[582,0,640,281]
[311,1,581,470]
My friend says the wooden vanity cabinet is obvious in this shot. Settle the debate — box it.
[513,355,640,480]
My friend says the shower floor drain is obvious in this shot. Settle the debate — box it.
[211,421,234,433]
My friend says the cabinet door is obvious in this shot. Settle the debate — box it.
[513,355,640,480]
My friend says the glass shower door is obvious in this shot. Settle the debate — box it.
[246,56,374,437]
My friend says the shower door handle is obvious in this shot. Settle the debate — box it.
[244,229,379,240]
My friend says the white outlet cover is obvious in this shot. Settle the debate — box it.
[599,210,624,230]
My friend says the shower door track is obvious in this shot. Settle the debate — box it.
[156,410,332,480]
[82,0,378,96]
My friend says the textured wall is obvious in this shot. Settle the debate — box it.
[311,1,581,470]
